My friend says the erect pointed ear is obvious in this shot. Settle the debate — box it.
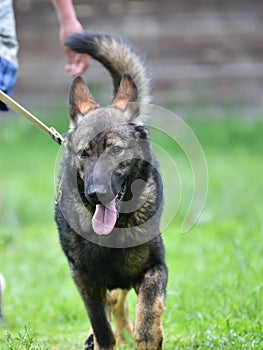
[69,76,100,122]
[111,73,138,111]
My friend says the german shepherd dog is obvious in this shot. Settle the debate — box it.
[55,32,168,350]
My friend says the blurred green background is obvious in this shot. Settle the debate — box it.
[1,0,263,348]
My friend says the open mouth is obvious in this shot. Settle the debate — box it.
[91,181,127,236]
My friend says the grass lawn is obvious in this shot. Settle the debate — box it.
[0,105,262,349]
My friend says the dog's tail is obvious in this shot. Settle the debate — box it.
[65,32,151,106]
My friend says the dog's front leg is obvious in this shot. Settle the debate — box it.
[71,267,116,350]
[134,264,168,350]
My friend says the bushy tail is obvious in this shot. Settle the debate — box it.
[65,32,151,105]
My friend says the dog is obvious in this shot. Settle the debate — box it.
[55,32,168,350]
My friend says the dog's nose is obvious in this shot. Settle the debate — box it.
[85,185,113,206]
[86,190,101,205]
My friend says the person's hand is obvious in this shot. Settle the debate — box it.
[59,19,91,76]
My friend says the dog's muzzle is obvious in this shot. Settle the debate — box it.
[85,184,114,206]
[85,180,127,236]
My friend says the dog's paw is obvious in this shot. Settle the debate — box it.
[84,334,94,350]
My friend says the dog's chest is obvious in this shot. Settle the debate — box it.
[83,245,151,288]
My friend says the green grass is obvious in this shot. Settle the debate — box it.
[0,106,263,349]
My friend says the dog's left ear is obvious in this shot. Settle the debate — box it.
[111,73,139,118]
[69,76,100,122]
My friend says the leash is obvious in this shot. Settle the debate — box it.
[0,90,64,145]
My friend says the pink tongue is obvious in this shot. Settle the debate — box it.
[92,199,117,235]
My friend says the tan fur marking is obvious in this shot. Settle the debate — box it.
[111,73,138,111]
[69,76,99,119]
[107,289,133,347]
[134,296,164,350]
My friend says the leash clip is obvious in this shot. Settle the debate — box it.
[49,127,64,145]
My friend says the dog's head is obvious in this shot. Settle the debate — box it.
[65,73,152,236]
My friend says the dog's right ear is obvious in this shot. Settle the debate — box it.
[69,76,100,122]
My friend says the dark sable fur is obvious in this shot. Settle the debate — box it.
[56,32,168,349]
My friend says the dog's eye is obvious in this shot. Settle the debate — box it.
[79,149,90,159]
[110,145,123,155]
